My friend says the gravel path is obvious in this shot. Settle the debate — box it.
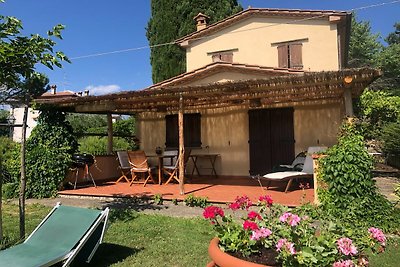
[9,174,398,218]
[18,196,206,218]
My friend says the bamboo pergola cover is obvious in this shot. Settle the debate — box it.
[36,68,381,114]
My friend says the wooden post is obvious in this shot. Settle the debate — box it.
[312,156,319,205]
[343,76,354,117]
[178,94,185,195]
[107,113,113,155]
[343,88,354,117]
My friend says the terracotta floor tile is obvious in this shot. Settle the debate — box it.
[59,176,314,207]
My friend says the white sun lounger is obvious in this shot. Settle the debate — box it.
[263,146,327,193]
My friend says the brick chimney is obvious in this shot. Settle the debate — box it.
[193,13,210,31]
[50,85,57,94]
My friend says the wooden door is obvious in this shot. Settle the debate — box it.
[248,108,295,175]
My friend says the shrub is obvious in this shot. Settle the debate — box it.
[78,136,133,155]
[357,89,400,138]
[184,194,209,208]
[26,110,78,198]
[395,183,400,203]
[381,122,400,155]
[318,120,400,232]
[0,137,20,184]
[153,193,163,205]
[2,182,19,199]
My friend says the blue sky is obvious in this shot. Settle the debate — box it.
[2,0,399,95]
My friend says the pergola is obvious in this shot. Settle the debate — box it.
[36,68,381,194]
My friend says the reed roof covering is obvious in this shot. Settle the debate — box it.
[36,68,380,114]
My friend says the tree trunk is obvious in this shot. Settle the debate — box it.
[19,103,28,239]
[0,153,3,241]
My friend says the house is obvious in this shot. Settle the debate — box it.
[36,8,380,183]
[136,8,358,176]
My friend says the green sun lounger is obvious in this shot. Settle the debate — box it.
[0,203,109,267]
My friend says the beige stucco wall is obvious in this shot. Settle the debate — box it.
[186,16,339,72]
[293,103,344,155]
[11,107,39,142]
[137,102,344,176]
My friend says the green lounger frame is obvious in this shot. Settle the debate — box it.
[0,203,109,267]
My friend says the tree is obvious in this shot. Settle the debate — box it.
[385,22,400,45]
[17,73,49,238]
[0,109,9,136]
[0,10,69,239]
[348,14,382,68]
[66,113,107,136]
[376,44,400,90]
[376,23,400,91]
[146,0,242,83]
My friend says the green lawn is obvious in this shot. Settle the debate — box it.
[1,203,213,267]
[0,203,399,267]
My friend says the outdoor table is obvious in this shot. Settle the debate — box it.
[189,153,220,177]
[147,154,177,184]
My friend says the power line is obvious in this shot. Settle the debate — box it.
[70,0,400,60]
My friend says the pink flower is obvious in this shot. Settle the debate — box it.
[332,259,355,267]
[337,237,358,256]
[228,202,240,210]
[368,227,386,246]
[276,238,296,255]
[279,212,301,226]
[258,195,273,206]
[247,211,262,220]
[250,227,272,240]
[243,220,259,231]
[229,195,253,210]
[203,206,224,220]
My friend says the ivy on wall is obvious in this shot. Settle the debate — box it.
[318,120,399,231]
[25,109,78,198]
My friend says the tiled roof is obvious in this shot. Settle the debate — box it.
[176,8,351,44]
[39,91,77,99]
[145,61,304,90]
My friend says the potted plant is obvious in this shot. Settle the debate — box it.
[203,195,386,267]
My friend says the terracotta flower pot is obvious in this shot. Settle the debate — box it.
[207,238,276,267]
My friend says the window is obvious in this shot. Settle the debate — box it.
[207,48,238,63]
[277,43,303,69]
[165,113,201,148]
[211,52,233,63]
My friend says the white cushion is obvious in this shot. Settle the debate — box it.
[263,171,308,180]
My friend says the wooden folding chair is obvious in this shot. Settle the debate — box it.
[164,148,191,185]
[115,151,131,183]
[128,150,155,186]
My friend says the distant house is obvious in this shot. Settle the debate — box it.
[11,85,77,142]
[38,8,380,178]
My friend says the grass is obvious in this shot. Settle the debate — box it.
[1,202,51,249]
[368,238,400,267]
[1,203,399,266]
[1,203,213,267]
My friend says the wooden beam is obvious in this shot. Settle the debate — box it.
[178,94,185,195]
[107,113,113,155]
